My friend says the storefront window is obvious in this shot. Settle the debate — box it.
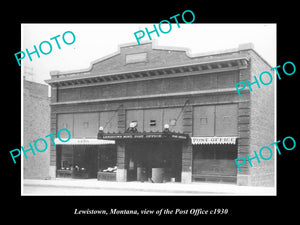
[192,144,237,182]
[56,145,117,179]
[59,145,73,170]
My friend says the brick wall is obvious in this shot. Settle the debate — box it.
[23,79,50,179]
[247,50,275,186]
[57,70,238,102]
[88,42,243,76]
[89,43,191,74]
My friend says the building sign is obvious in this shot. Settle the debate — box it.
[125,53,147,64]
[54,138,115,145]
[191,136,237,145]
[101,132,187,141]
[171,134,188,139]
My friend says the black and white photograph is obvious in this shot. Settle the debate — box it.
[20,23,277,196]
[4,7,298,220]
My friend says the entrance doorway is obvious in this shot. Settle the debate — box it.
[126,141,182,182]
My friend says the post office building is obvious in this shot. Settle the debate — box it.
[45,41,275,186]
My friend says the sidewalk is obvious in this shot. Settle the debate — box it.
[23,178,276,196]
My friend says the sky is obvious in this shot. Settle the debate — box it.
[21,23,276,87]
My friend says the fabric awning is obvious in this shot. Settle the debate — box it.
[191,136,237,145]
[54,138,115,145]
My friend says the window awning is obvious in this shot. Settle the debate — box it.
[54,138,115,145]
[191,136,237,145]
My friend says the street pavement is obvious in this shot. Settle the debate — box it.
[23,185,175,195]
[22,178,276,196]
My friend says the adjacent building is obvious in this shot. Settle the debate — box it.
[23,78,50,179]
[45,41,275,186]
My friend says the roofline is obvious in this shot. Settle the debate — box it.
[250,49,273,68]
[48,41,257,78]
[45,56,249,85]
[49,40,192,76]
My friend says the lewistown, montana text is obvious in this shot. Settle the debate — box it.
[74,208,139,215]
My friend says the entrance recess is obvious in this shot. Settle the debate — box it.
[99,130,188,183]
[126,142,182,182]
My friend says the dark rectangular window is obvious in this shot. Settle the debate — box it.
[150,120,156,126]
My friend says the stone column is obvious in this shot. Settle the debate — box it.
[237,101,251,186]
[49,86,58,179]
[116,142,127,182]
[181,101,193,183]
[116,104,127,182]
[181,140,192,183]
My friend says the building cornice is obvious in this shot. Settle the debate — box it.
[45,56,249,88]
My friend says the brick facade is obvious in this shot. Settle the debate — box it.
[46,42,275,186]
[248,50,275,186]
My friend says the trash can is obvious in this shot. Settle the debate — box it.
[137,167,147,182]
[152,168,164,183]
